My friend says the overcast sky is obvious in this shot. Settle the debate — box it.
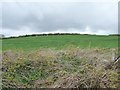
[0,0,118,37]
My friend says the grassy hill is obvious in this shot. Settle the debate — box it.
[1,34,120,88]
[2,34,119,51]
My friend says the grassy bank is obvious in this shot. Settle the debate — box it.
[2,48,119,88]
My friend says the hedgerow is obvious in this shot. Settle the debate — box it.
[2,48,119,88]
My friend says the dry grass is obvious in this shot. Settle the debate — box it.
[2,47,119,88]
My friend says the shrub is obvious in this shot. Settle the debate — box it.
[2,48,119,88]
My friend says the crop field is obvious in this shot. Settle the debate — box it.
[1,34,120,88]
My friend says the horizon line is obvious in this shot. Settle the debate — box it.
[1,33,120,38]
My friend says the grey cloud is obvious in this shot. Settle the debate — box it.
[1,2,118,36]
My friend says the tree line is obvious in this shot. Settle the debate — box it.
[2,33,120,39]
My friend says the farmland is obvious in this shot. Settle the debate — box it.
[2,34,119,51]
[1,34,120,88]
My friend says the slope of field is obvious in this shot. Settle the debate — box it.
[1,35,120,88]
[2,35,119,51]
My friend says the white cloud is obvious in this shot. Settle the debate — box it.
[2,27,40,37]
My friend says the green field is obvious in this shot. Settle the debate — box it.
[1,34,120,88]
[2,35,119,51]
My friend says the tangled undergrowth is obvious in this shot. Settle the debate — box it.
[2,47,119,88]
